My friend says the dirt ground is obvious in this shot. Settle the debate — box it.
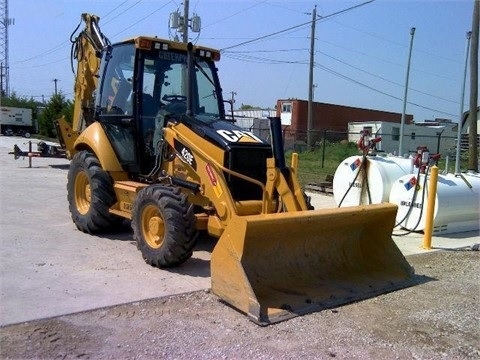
[1,249,479,360]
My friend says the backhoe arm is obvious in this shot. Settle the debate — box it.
[56,13,110,157]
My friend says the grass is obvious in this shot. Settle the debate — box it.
[286,141,361,187]
[288,142,476,188]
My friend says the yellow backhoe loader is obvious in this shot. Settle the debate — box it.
[56,13,414,325]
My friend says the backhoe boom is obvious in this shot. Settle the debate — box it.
[56,14,110,158]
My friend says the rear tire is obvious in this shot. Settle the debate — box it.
[132,185,198,268]
[67,150,122,233]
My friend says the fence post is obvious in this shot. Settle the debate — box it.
[321,129,327,168]
[28,141,32,168]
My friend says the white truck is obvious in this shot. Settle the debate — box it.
[0,106,35,137]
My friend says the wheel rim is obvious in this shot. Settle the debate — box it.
[141,204,165,249]
[74,171,91,215]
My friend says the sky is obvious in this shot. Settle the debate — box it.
[7,0,478,122]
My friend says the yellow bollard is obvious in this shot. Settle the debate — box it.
[291,152,298,172]
[423,165,439,250]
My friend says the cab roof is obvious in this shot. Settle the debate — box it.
[115,36,221,61]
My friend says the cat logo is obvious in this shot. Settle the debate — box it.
[216,129,264,144]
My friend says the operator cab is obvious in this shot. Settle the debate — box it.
[95,37,224,177]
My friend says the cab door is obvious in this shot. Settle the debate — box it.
[96,44,137,169]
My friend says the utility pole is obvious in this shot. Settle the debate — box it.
[169,2,201,97]
[398,27,416,157]
[182,0,189,43]
[53,78,59,95]
[455,31,472,174]
[229,91,237,104]
[169,0,201,43]
[468,0,479,172]
[226,91,237,121]
[307,5,316,151]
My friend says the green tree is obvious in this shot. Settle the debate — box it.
[38,93,73,138]
[239,103,261,110]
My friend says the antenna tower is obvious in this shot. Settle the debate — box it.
[0,0,14,97]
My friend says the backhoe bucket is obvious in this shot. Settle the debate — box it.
[211,203,414,325]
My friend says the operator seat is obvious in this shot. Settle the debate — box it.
[110,80,132,114]
[142,94,158,118]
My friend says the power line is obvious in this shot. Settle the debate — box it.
[111,1,174,38]
[15,42,68,64]
[101,0,144,26]
[227,45,458,85]
[220,1,376,51]
[317,39,459,83]
[12,0,145,65]
[264,2,310,15]
[223,52,308,65]
[226,48,309,54]
[225,44,458,117]
[316,50,459,105]
[331,19,462,65]
[216,0,460,118]
[315,62,456,117]
[202,0,269,30]
[225,48,460,110]
[100,0,133,20]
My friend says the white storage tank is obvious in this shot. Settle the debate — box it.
[389,172,480,235]
[333,155,412,207]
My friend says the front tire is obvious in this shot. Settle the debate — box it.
[132,185,198,268]
[67,150,121,233]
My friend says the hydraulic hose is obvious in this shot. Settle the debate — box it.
[338,153,372,207]
[393,165,430,237]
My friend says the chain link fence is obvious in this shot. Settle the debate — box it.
[245,120,478,184]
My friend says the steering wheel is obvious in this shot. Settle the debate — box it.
[162,95,187,103]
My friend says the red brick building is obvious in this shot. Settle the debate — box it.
[276,99,413,143]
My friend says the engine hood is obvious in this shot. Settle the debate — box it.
[184,115,271,150]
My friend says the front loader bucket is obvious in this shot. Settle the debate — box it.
[211,203,414,325]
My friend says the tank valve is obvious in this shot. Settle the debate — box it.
[357,130,381,154]
[412,146,441,174]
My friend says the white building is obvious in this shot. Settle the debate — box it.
[348,120,459,156]
[227,109,277,130]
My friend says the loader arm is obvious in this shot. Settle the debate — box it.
[56,13,110,158]
[265,117,309,212]
[161,117,309,224]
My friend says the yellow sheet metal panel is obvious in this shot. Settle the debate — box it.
[211,203,414,325]
[55,116,78,159]
[75,122,123,172]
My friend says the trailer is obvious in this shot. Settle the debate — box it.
[0,107,35,137]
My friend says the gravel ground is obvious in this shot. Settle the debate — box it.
[1,249,479,360]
